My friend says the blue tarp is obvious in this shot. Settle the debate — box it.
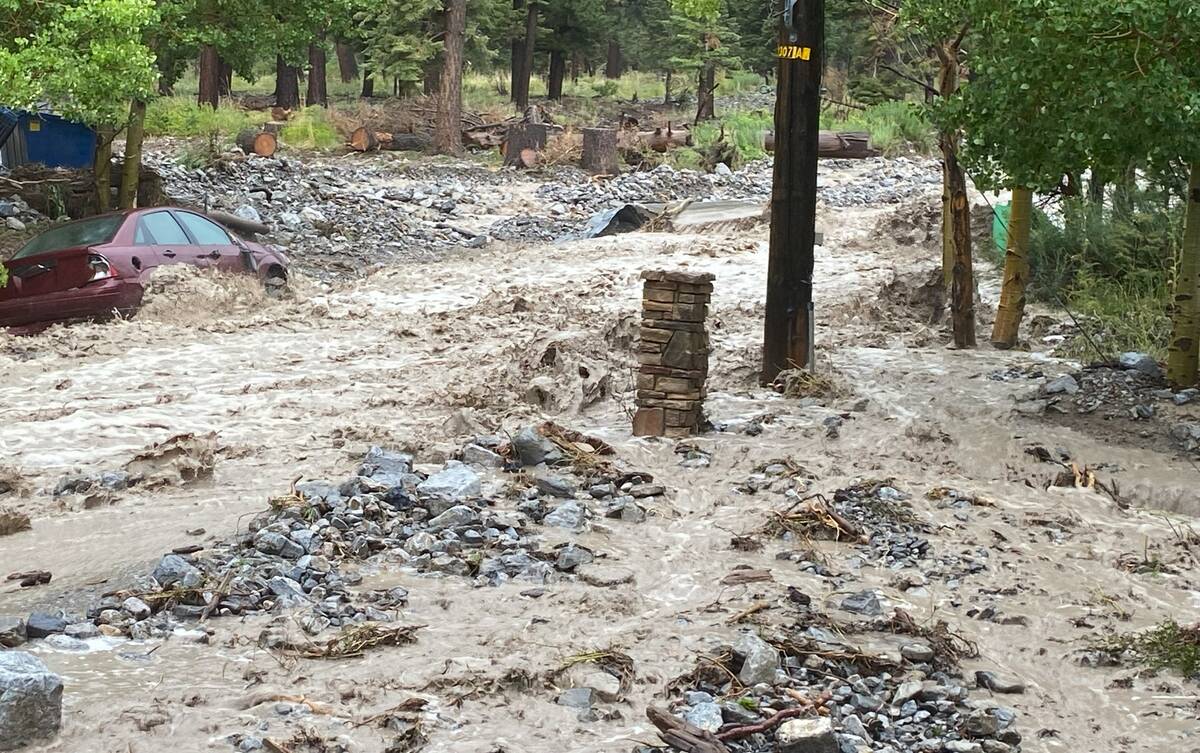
[0,108,95,169]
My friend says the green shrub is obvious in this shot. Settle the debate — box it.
[145,97,266,139]
[1095,621,1200,678]
[822,101,935,156]
[279,108,342,150]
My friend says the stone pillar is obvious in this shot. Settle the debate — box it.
[633,270,713,437]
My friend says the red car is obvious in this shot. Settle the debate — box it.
[0,207,288,330]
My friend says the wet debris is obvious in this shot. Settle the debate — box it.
[274,622,423,660]
[51,432,217,505]
[2,425,663,654]
[1087,620,1200,679]
[770,369,850,403]
[649,612,1017,753]
[0,507,31,537]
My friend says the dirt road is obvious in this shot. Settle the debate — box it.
[0,160,1197,753]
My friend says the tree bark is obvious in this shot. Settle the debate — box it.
[942,132,975,347]
[118,100,147,209]
[361,71,375,98]
[218,58,233,97]
[511,1,537,111]
[1167,163,1200,386]
[94,130,114,213]
[582,127,618,175]
[434,0,466,156]
[503,123,548,168]
[548,49,565,100]
[335,41,358,83]
[510,0,526,102]
[307,43,329,107]
[424,6,446,96]
[570,50,581,83]
[991,187,1033,349]
[606,40,623,78]
[275,56,301,109]
[664,70,673,105]
[198,44,221,108]
[695,62,716,122]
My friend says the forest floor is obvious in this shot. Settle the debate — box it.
[0,150,1198,753]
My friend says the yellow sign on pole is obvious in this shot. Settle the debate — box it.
[777,45,811,60]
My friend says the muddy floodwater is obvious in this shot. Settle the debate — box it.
[1,158,1198,753]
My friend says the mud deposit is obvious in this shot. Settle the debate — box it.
[1,157,1198,753]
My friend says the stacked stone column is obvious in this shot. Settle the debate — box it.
[633,270,713,437]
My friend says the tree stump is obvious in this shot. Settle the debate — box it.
[581,127,619,175]
[503,123,548,168]
[236,129,278,157]
[349,127,380,152]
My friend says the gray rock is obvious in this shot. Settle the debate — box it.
[733,632,780,686]
[358,446,413,485]
[775,716,838,753]
[628,483,666,498]
[961,708,1000,738]
[417,462,481,502]
[512,426,556,466]
[555,544,594,571]
[1043,375,1079,395]
[556,687,594,709]
[429,555,470,576]
[576,564,634,587]
[1119,351,1162,377]
[427,504,480,531]
[892,680,923,705]
[901,643,935,663]
[122,597,152,620]
[5,217,25,231]
[234,204,262,223]
[267,576,310,607]
[25,613,66,639]
[461,444,504,468]
[841,714,871,741]
[404,531,440,553]
[945,742,983,753]
[42,635,88,651]
[1174,388,1199,405]
[535,474,576,498]
[0,617,26,648]
[574,669,621,702]
[544,500,588,529]
[840,590,883,616]
[684,702,724,732]
[63,623,99,640]
[0,651,63,750]
[0,202,17,218]
[152,554,202,589]
[975,670,1025,694]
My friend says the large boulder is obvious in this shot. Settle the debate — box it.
[0,651,63,750]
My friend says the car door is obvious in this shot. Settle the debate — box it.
[138,210,192,268]
[173,211,244,272]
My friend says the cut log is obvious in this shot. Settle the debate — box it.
[377,132,431,152]
[349,127,380,151]
[764,130,878,159]
[236,129,278,157]
[208,210,269,238]
[503,123,548,168]
[581,127,619,175]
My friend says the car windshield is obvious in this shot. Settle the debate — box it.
[9,215,124,260]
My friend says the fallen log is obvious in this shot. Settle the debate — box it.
[236,129,278,157]
[349,127,379,152]
[208,210,269,238]
[377,132,431,152]
[763,130,878,159]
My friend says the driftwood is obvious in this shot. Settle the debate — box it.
[208,210,269,238]
[236,129,278,157]
[763,130,879,159]
[647,706,727,753]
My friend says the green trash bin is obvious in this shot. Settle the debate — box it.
[992,202,1010,256]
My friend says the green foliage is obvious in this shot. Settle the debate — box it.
[822,101,935,156]
[145,97,267,138]
[279,107,341,150]
[692,109,772,160]
[1096,621,1200,679]
[0,0,159,127]
[355,0,440,88]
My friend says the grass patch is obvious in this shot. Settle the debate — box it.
[279,107,342,150]
[145,97,267,139]
[822,100,935,156]
[692,109,773,162]
[1095,621,1200,678]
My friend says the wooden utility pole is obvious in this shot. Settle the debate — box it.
[762,0,823,384]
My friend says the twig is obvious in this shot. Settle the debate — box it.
[716,706,810,741]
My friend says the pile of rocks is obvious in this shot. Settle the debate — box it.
[658,626,1023,753]
[1,426,663,648]
[144,151,507,277]
[0,195,49,232]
